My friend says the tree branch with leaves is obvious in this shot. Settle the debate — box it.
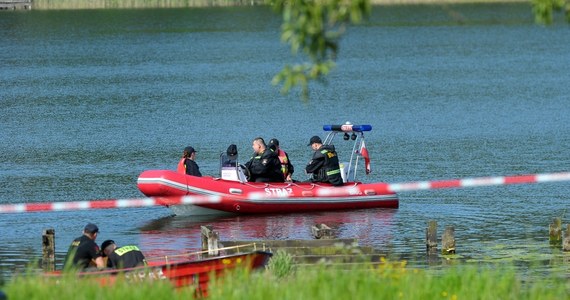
[267,0,370,99]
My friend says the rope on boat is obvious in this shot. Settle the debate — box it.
[1,172,569,214]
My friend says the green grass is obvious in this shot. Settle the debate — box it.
[2,257,568,300]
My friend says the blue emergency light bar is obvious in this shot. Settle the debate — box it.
[323,124,372,132]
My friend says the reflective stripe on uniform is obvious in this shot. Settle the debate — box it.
[115,245,141,256]
[326,169,340,176]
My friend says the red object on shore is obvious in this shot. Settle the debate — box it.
[45,251,272,294]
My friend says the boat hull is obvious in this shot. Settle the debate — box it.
[46,251,272,293]
[137,170,399,215]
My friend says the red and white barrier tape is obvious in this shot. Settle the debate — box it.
[1,172,568,214]
[0,195,221,214]
[386,172,570,193]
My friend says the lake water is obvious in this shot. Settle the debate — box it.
[1,3,569,280]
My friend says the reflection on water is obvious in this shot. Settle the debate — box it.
[138,208,397,259]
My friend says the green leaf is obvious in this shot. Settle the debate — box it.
[268,0,370,99]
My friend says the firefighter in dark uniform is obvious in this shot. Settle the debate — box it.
[305,136,344,186]
[63,223,105,270]
[244,137,284,182]
[100,240,147,269]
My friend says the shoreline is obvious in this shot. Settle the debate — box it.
[16,0,530,10]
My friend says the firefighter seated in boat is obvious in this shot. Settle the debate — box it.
[268,138,295,182]
[100,240,147,269]
[177,146,202,177]
[244,137,284,182]
[222,144,239,167]
[305,135,344,186]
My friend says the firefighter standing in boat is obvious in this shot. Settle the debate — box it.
[305,135,344,186]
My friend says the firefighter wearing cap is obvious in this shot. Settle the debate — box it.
[305,136,343,186]
[268,138,295,182]
[63,223,105,270]
[177,146,202,177]
[101,240,147,269]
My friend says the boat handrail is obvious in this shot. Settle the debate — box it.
[145,242,269,264]
[208,180,360,191]
[240,181,359,190]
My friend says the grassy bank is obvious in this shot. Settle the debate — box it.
[2,259,568,299]
[30,0,529,10]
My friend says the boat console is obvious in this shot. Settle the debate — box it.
[219,152,248,182]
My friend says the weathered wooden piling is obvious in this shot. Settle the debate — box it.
[42,228,55,271]
[563,224,570,252]
[426,220,438,251]
[200,225,219,257]
[441,226,456,255]
[549,217,562,245]
[311,223,333,239]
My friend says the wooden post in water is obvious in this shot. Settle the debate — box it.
[311,223,333,239]
[426,220,439,264]
[441,226,456,255]
[549,217,562,245]
[426,220,438,251]
[42,228,55,272]
[200,225,219,257]
[563,224,570,252]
